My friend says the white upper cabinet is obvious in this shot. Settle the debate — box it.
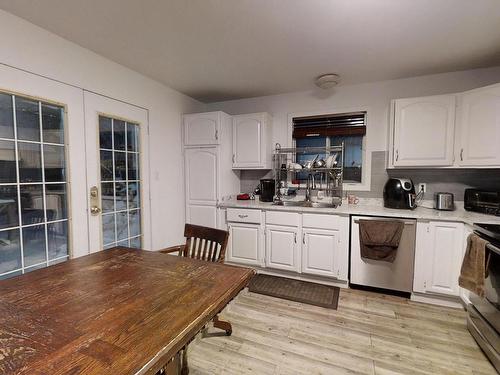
[392,94,456,167]
[183,111,222,145]
[456,84,500,166]
[413,221,464,297]
[388,83,500,169]
[232,112,272,169]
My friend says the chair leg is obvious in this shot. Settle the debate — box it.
[180,346,189,375]
[213,314,232,336]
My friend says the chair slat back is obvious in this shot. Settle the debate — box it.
[181,224,229,263]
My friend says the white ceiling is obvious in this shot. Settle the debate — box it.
[1,0,500,103]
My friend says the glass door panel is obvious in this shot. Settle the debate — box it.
[0,92,69,279]
[99,115,142,249]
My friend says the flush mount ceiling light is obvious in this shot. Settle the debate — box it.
[314,73,340,89]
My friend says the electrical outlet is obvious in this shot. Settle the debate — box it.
[418,183,427,193]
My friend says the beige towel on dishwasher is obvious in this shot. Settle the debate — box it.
[459,233,490,297]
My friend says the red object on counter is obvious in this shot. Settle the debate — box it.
[237,193,251,200]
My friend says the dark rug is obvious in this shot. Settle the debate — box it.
[248,274,340,310]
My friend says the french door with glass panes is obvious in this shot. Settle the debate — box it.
[0,64,88,279]
[83,92,150,253]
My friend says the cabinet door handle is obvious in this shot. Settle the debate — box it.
[237,214,248,218]
[215,130,218,140]
[460,148,464,161]
[395,149,399,162]
[302,233,306,244]
[294,233,297,243]
[232,154,235,163]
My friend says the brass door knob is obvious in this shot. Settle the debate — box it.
[90,206,101,215]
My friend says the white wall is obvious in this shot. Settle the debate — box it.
[0,10,206,249]
[207,67,500,187]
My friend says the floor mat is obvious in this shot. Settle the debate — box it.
[248,274,340,309]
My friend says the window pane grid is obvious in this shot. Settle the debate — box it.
[12,95,25,273]
[99,116,141,249]
[0,182,68,187]
[0,254,69,278]
[0,218,69,232]
[293,133,363,183]
[0,93,68,279]
[103,235,142,248]
[102,208,139,215]
[38,102,50,275]
[0,137,64,146]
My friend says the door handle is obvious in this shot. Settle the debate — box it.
[460,148,464,161]
[90,206,101,215]
[302,233,306,244]
[395,149,399,162]
[294,233,297,243]
[215,130,219,140]
[89,186,101,216]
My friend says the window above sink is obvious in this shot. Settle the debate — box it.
[291,111,366,185]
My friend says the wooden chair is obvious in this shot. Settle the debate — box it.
[159,224,232,335]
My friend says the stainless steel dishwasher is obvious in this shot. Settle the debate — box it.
[350,216,416,293]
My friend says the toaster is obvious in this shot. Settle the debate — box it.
[434,192,454,211]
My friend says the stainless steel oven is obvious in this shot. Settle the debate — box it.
[468,223,500,372]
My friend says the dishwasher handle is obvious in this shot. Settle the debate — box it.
[353,218,416,225]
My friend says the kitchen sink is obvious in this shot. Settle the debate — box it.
[272,200,339,208]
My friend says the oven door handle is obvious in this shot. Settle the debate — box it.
[486,243,500,256]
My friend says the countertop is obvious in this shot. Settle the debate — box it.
[219,197,500,226]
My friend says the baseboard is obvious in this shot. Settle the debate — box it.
[411,292,465,309]
[225,262,349,288]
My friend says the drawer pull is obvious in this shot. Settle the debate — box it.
[238,214,248,218]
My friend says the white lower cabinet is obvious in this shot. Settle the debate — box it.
[301,229,339,278]
[265,225,300,272]
[414,221,464,297]
[227,223,264,266]
[226,209,349,282]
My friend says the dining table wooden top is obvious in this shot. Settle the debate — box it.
[0,247,255,375]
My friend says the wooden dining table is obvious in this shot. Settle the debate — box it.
[0,247,255,375]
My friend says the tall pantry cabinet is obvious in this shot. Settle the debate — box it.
[183,111,240,229]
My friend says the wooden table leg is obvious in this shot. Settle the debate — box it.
[162,351,181,375]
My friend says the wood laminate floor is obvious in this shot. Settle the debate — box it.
[188,288,497,374]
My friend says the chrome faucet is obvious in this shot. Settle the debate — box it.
[305,174,314,202]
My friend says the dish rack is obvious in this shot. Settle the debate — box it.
[273,142,345,207]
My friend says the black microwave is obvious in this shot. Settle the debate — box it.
[464,189,500,216]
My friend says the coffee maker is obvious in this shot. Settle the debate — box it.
[259,179,275,202]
